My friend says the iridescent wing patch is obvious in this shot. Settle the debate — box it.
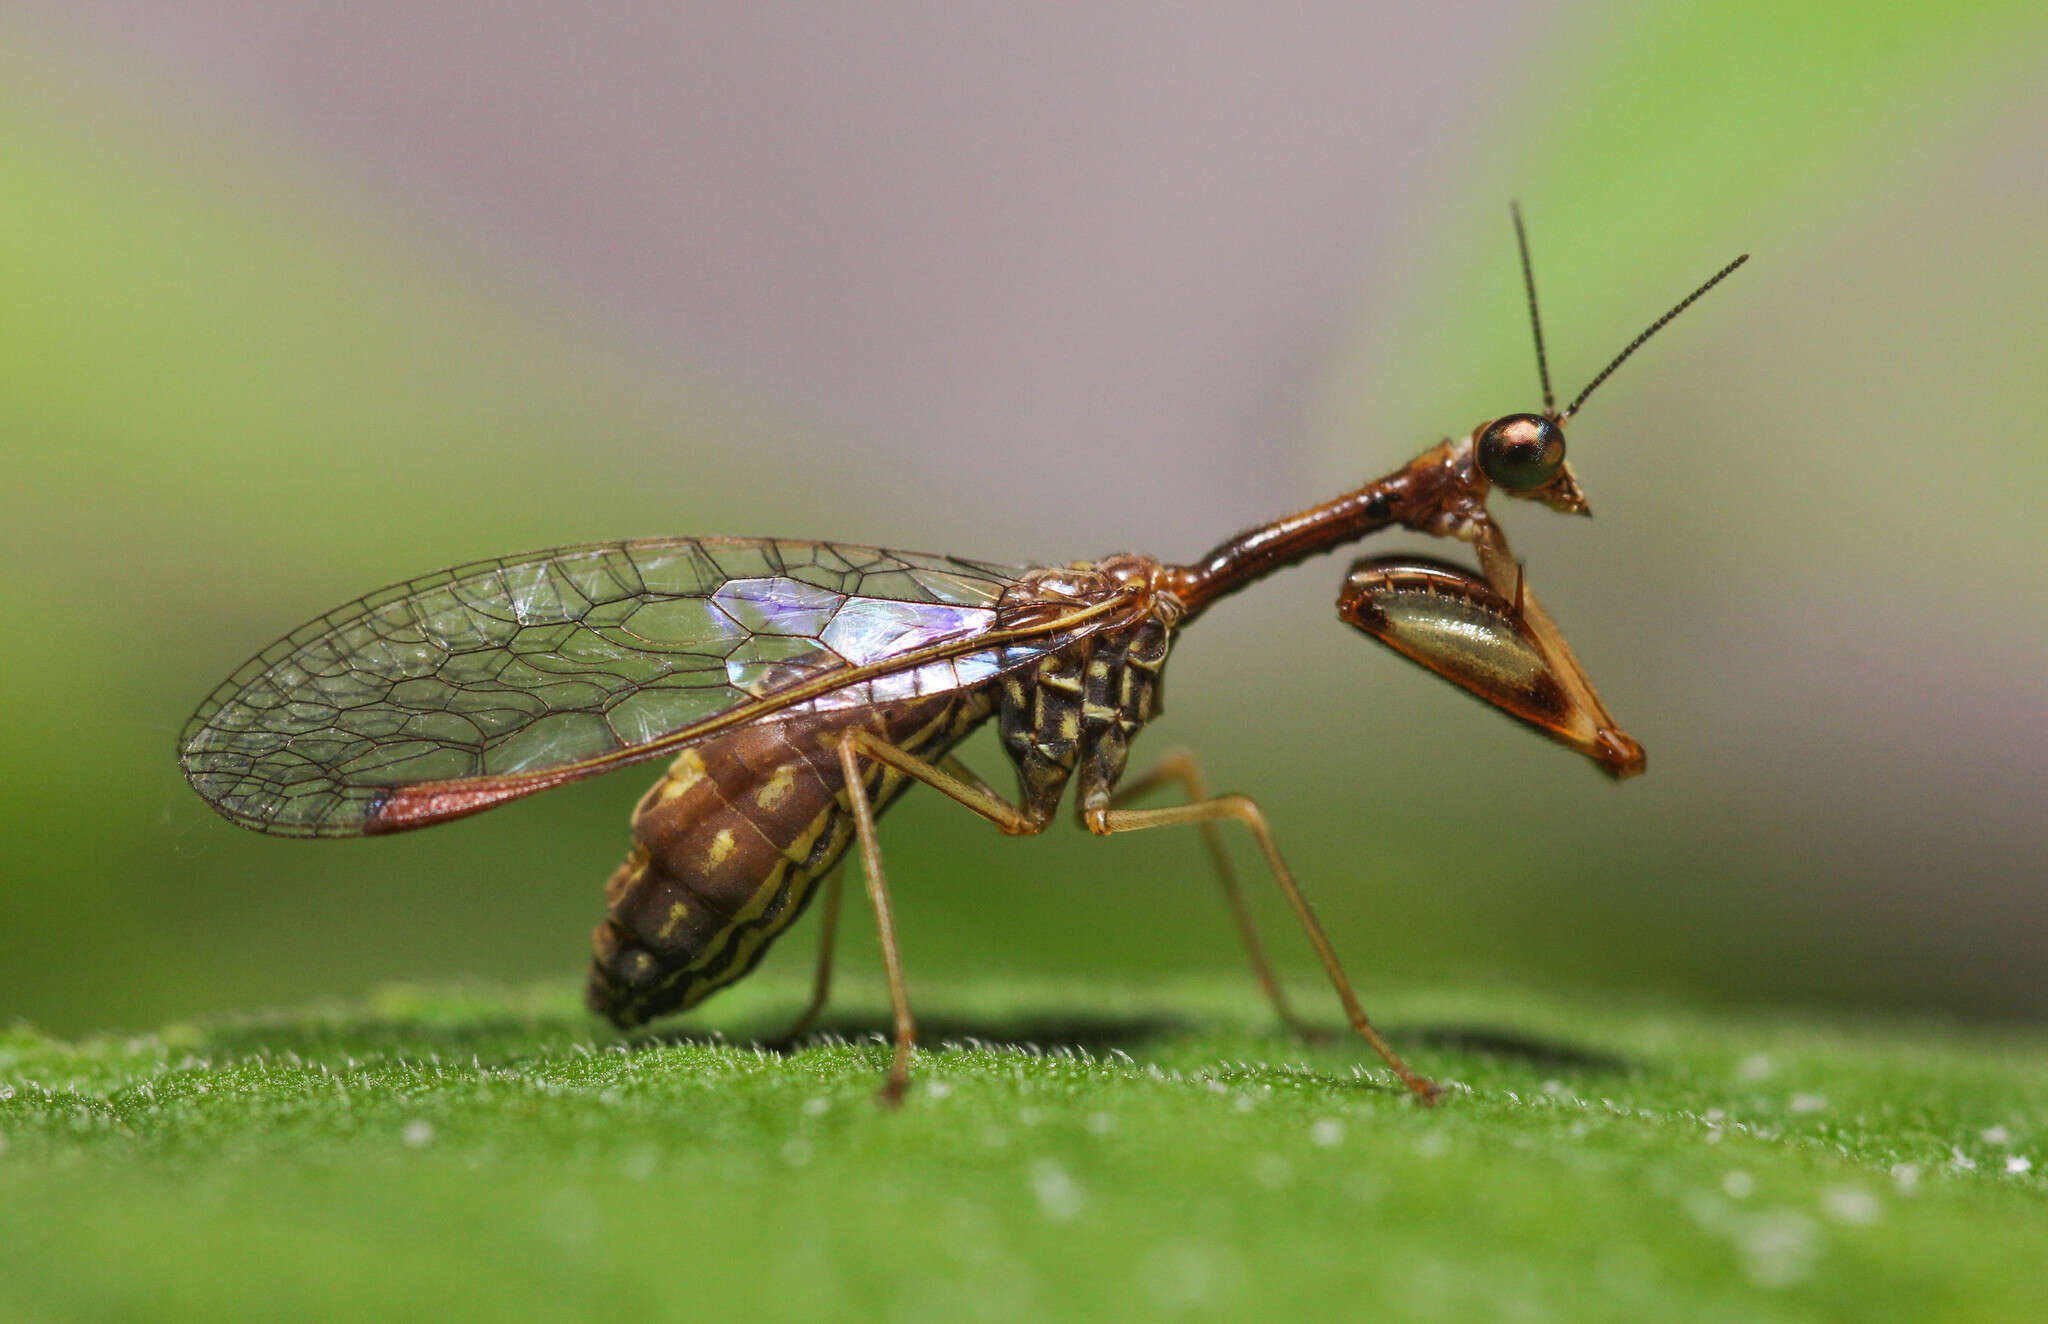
[180,538,1064,838]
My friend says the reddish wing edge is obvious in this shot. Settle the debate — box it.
[363,764,595,834]
[179,536,1087,840]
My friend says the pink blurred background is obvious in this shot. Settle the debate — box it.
[3,3,2043,1031]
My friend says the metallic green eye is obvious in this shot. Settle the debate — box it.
[1478,414,1566,491]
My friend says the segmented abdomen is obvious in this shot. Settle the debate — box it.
[587,689,991,1026]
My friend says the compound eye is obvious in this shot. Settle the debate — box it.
[1478,414,1566,491]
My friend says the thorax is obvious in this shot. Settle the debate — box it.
[993,554,1183,819]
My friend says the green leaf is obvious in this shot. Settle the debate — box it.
[4,977,2045,1320]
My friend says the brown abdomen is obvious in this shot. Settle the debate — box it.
[587,691,989,1027]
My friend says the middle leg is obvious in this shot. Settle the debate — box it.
[1082,791,1439,1104]
[1109,749,1324,1043]
[834,732,1054,1104]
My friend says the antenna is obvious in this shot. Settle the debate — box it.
[1560,252,1750,421]
[1510,201,1556,416]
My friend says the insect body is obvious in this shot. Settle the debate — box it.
[585,554,1172,1031]
[181,211,1744,1103]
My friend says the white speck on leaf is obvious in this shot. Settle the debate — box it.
[2005,1155,2032,1175]
[1310,1118,1344,1147]
[1413,1131,1450,1159]
[802,1096,830,1116]
[924,1080,952,1100]
[544,1187,599,1247]
[1981,1125,2010,1145]
[402,1120,434,1148]
[1722,1171,1755,1199]
[1542,1079,1565,1095]
[1738,1054,1775,1081]
[1030,1160,1085,1222]
[1822,1187,1880,1225]
[1139,1240,1240,1309]
[1738,1211,1819,1289]
[1253,1154,1291,1190]
[1949,1147,1976,1172]
[1889,1163,1921,1190]
[1084,1111,1116,1134]
[1789,1093,1827,1114]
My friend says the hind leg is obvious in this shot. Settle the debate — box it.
[765,867,845,1045]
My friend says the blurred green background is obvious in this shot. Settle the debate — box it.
[2,1,2043,1038]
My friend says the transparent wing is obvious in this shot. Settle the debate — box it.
[180,537,1054,838]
